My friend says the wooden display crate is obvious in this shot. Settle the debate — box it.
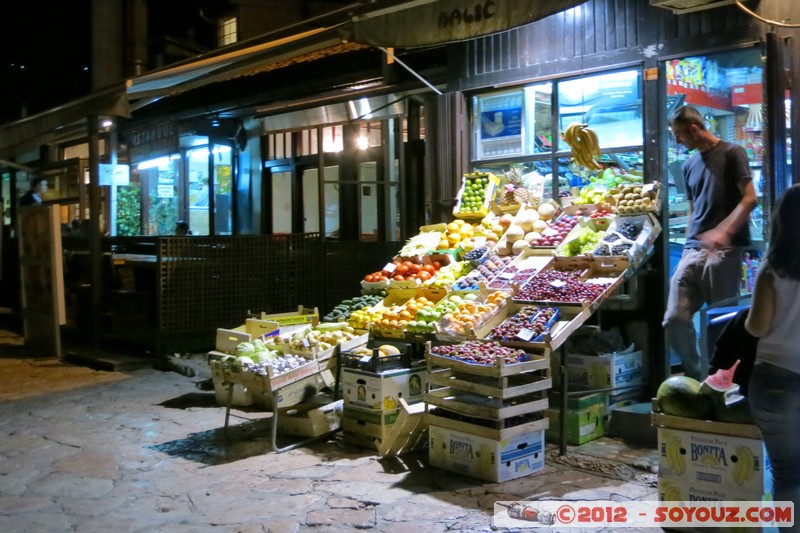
[260,306,319,327]
[426,363,551,400]
[426,406,549,441]
[424,387,548,419]
[477,302,591,352]
[512,256,630,310]
[277,399,343,438]
[424,341,549,378]
[209,356,322,409]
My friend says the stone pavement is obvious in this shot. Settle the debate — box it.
[0,343,665,532]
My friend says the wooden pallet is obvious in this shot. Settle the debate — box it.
[377,397,427,457]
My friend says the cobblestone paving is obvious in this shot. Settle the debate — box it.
[0,351,664,532]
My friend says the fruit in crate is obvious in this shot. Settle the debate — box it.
[348,308,382,330]
[457,173,494,214]
[556,226,607,257]
[376,296,436,332]
[424,260,473,289]
[497,164,529,208]
[528,214,580,248]
[384,260,440,283]
[489,306,557,341]
[606,184,658,214]
[516,268,612,304]
[436,290,507,336]
[429,340,527,365]
[452,254,513,290]
[398,230,443,257]
[323,294,383,322]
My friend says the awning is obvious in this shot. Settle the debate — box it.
[0,84,130,160]
[126,27,353,107]
[352,0,590,48]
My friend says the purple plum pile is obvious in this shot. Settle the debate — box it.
[488,265,540,290]
[516,269,611,303]
[430,340,528,365]
[489,306,557,340]
[452,254,512,290]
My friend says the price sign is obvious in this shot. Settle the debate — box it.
[302,338,311,348]
[542,227,559,237]
[515,328,535,341]
[642,183,655,194]
[500,272,515,280]
[359,354,374,364]
[468,270,483,278]
[550,279,567,289]
[384,263,397,273]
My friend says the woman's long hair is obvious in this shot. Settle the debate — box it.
[767,184,800,280]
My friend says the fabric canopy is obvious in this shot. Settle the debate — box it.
[352,0,590,48]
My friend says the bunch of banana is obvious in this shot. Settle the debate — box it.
[564,123,602,170]
[733,446,755,485]
[664,436,686,475]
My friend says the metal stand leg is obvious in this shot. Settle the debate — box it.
[223,382,234,437]
[268,391,339,454]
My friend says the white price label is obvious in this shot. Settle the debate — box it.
[550,279,567,289]
[468,270,483,278]
[302,339,311,348]
[642,183,655,194]
[516,328,535,341]
[384,263,397,273]
[500,272,515,280]
[542,227,559,237]
[359,354,373,364]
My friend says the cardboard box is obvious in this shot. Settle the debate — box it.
[658,474,773,503]
[342,366,426,411]
[342,405,401,442]
[428,425,545,483]
[551,345,643,390]
[546,404,605,445]
[657,427,772,501]
[277,399,343,438]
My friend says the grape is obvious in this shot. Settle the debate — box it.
[616,221,641,240]
[516,269,611,303]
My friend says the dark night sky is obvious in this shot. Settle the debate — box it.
[0,1,213,125]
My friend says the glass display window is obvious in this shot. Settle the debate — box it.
[470,68,643,203]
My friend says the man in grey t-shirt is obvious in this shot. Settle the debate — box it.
[663,105,757,380]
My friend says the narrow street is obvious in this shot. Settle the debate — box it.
[0,326,662,532]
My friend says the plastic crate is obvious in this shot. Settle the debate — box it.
[341,348,412,373]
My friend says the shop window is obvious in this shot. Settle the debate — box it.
[136,155,181,236]
[470,69,642,203]
[322,126,344,153]
[217,16,238,47]
[266,132,292,159]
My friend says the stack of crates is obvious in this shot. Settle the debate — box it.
[340,340,427,450]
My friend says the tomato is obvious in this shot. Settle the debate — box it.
[393,275,405,281]
[407,263,420,275]
[418,271,432,281]
[422,264,436,274]
[432,261,441,270]
[365,274,375,282]
[395,264,409,276]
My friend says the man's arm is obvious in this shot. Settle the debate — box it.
[698,179,757,249]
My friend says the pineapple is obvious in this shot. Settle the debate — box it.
[500,164,528,206]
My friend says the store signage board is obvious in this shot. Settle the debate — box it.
[98,164,130,186]
[352,0,590,48]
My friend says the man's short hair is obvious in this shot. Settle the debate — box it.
[669,105,705,130]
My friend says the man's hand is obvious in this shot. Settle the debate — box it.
[698,227,730,250]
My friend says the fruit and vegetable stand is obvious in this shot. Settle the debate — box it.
[207,136,664,475]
